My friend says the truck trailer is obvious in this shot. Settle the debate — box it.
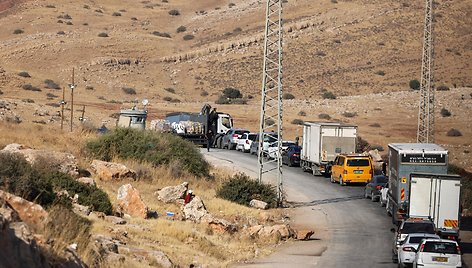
[386,143,448,225]
[408,173,461,239]
[300,122,358,176]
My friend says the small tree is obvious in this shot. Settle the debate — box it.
[322,91,336,99]
[283,93,295,100]
[176,26,187,33]
[440,108,451,117]
[223,87,242,99]
[409,79,420,90]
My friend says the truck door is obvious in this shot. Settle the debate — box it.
[435,179,460,230]
[409,176,434,219]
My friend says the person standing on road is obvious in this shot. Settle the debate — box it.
[205,130,214,152]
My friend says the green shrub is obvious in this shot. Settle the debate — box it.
[22,84,41,91]
[183,34,194,40]
[342,112,357,118]
[283,93,295,100]
[18,71,31,78]
[122,87,137,95]
[369,123,381,127]
[298,111,306,116]
[437,85,450,91]
[409,79,420,90]
[164,87,175,93]
[44,79,61,89]
[375,70,386,76]
[446,128,462,137]
[168,9,180,16]
[322,91,336,99]
[291,119,304,125]
[223,87,242,99]
[318,113,331,120]
[84,128,210,177]
[13,29,24,34]
[440,108,451,117]
[217,173,277,208]
[215,95,230,104]
[98,32,108,37]
[176,26,187,33]
[152,31,171,38]
[200,90,209,97]
[112,12,121,16]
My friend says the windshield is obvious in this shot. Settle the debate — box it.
[248,134,258,141]
[423,242,458,254]
[347,159,370,167]
[220,116,232,129]
[402,223,435,234]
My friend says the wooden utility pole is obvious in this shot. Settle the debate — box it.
[70,68,75,132]
[79,105,86,122]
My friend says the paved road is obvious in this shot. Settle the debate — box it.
[202,148,397,268]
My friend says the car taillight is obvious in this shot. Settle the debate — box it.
[375,186,382,190]
[457,245,461,255]
[402,247,415,252]
[419,244,425,252]
[246,140,249,144]
[232,134,239,137]
[293,154,299,157]
[369,169,373,174]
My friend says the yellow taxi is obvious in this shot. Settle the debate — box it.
[330,153,373,185]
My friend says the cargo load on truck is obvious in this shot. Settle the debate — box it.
[386,143,449,225]
[408,173,461,239]
[300,122,358,176]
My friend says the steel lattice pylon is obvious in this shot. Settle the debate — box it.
[258,0,283,206]
[417,0,435,143]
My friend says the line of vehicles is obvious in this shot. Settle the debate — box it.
[118,105,464,268]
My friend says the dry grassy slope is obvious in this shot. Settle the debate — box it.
[0,0,471,171]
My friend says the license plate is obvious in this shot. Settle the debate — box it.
[432,257,448,262]
[354,170,363,174]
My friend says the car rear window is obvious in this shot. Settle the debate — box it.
[375,176,388,183]
[292,147,301,153]
[248,134,258,141]
[409,236,437,244]
[235,130,249,135]
[346,159,370,167]
[402,223,435,234]
[423,242,458,254]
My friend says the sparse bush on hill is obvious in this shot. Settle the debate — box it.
[233,27,242,33]
[322,91,336,99]
[163,96,172,102]
[447,128,462,137]
[57,20,63,24]
[176,26,187,33]
[13,29,24,34]
[369,123,381,127]
[217,173,277,208]
[98,32,108,37]
[122,87,137,95]
[409,79,420,90]
[0,90,3,95]
[22,84,41,92]
[45,4,55,8]
[440,108,451,117]
[437,85,450,91]
[223,87,242,99]
[183,34,194,40]
[200,90,209,97]
[44,79,61,89]
[342,112,357,118]
[318,113,331,120]
[112,12,122,16]
[18,71,31,78]
[85,128,210,177]
[265,118,275,126]
[83,4,90,9]
[228,3,236,7]
[291,119,304,125]
[57,31,65,35]
[65,21,73,25]
[375,70,386,76]
[168,9,180,16]
[164,87,175,93]
[298,111,306,116]
[283,93,295,100]
[448,164,472,210]
[152,31,171,38]
[46,93,58,98]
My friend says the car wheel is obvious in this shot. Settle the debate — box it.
[371,192,377,202]
[392,253,398,263]
[364,189,369,199]
[339,176,345,186]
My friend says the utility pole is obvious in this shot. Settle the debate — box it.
[70,68,75,132]
[79,105,86,122]
[417,0,435,143]
[258,0,284,206]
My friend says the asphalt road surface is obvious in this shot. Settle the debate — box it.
[202,148,397,268]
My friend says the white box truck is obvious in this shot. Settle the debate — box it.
[386,143,448,224]
[408,173,461,239]
[300,122,357,176]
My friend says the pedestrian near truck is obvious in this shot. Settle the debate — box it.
[205,129,214,152]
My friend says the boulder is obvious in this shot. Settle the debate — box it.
[77,177,96,186]
[93,234,119,255]
[117,184,149,219]
[156,182,188,203]
[105,216,127,225]
[91,160,137,181]
[246,225,264,238]
[72,203,91,216]
[250,224,296,240]
[1,143,79,176]
[119,246,174,268]
[0,190,48,230]
[249,199,268,210]
[182,196,209,222]
[201,214,237,234]
[296,229,315,240]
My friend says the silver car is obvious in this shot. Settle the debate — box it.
[397,233,440,267]
[221,128,249,150]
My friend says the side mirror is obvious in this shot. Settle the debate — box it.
[390,228,396,233]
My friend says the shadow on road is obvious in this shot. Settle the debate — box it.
[286,195,364,208]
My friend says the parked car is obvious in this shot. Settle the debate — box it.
[330,153,374,185]
[380,184,389,207]
[364,175,388,202]
[413,239,462,268]
[282,145,302,167]
[236,133,257,152]
[267,141,296,159]
[249,132,277,155]
[221,128,249,150]
[392,218,436,262]
[397,233,440,268]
